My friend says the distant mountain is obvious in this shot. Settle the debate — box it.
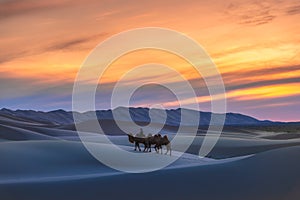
[0,107,282,126]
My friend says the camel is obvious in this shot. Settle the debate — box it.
[145,134,161,153]
[127,133,171,156]
[154,135,172,156]
[127,133,150,152]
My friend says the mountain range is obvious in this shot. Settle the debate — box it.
[0,107,287,126]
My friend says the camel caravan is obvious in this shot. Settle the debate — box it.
[127,128,172,156]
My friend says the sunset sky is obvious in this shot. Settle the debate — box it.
[0,0,299,121]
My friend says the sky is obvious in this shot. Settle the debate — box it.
[0,0,299,121]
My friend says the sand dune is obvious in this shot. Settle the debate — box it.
[0,140,252,184]
[0,113,300,199]
[0,142,299,200]
[0,124,58,141]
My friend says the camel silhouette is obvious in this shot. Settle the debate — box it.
[127,132,171,156]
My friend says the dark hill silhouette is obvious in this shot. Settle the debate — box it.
[0,107,298,127]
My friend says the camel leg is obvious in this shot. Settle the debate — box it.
[136,142,141,151]
[154,145,158,153]
[144,142,149,152]
[165,144,171,156]
[166,149,171,156]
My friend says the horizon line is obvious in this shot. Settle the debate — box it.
[1,106,299,123]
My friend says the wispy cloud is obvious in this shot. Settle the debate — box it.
[0,33,106,64]
[0,50,29,64]
[285,4,300,15]
[225,1,276,26]
[0,0,71,20]
[45,33,107,52]
[224,0,300,26]
[183,65,300,93]
[227,77,300,91]
[222,65,300,81]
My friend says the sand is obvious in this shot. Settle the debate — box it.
[0,114,300,200]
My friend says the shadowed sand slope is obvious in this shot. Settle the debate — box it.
[0,124,58,141]
[0,142,299,200]
[0,140,250,183]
